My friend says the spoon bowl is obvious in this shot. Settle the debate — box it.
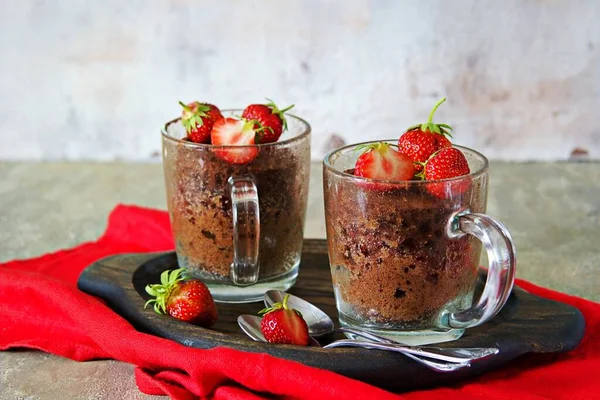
[263,290,334,336]
[237,315,265,342]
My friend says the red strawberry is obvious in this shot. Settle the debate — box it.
[259,294,310,346]
[179,101,223,143]
[145,268,218,328]
[211,118,259,164]
[398,98,453,172]
[422,147,471,198]
[354,142,415,190]
[241,99,294,143]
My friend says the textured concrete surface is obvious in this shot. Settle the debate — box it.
[0,352,156,400]
[1,0,600,162]
[1,161,599,399]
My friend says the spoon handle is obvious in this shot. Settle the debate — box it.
[323,340,470,372]
[334,327,498,361]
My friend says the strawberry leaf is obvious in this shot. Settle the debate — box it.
[265,98,294,131]
[354,142,396,154]
[144,268,187,315]
[179,101,211,133]
[258,294,292,316]
[160,270,170,286]
[439,127,454,138]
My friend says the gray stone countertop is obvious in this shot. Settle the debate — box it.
[1,161,599,399]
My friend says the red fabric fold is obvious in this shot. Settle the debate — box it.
[1,204,598,399]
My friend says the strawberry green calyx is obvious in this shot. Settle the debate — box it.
[265,98,294,131]
[354,141,397,155]
[144,268,186,314]
[258,294,302,317]
[179,101,212,133]
[252,119,272,142]
[406,97,453,138]
[414,161,427,180]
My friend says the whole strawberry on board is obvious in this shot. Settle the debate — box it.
[211,118,259,164]
[145,268,218,328]
[179,101,223,144]
[259,294,310,346]
[398,98,453,172]
[420,147,471,198]
[354,142,415,190]
[242,99,294,143]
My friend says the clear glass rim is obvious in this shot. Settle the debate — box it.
[323,140,489,184]
[161,109,311,149]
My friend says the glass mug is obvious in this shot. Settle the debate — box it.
[162,111,311,303]
[323,141,516,345]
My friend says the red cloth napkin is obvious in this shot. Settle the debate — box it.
[1,205,599,400]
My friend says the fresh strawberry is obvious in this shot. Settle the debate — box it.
[354,142,415,190]
[259,294,310,346]
[241,99,294,143]
[145,268,218,328]
[179,101,223,143]
[398,98,453,172]
[211,118,259,164]
[422,147,471,198]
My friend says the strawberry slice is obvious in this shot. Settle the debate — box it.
[259,294,310,346]
[211,118,259,164]
[354,142,415,189]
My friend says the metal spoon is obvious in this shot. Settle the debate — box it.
[237,314,469,372]
[263,290,499,363]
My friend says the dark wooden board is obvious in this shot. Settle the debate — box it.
[78,239,585,392]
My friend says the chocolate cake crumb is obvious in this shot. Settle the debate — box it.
[201,230,216,241]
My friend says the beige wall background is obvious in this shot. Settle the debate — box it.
[1,0,598,162]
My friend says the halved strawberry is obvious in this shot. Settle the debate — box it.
[259,294,310,346]
[354,142,415,190]
[210,118,259,164]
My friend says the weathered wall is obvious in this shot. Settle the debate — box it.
[1,0,598,161]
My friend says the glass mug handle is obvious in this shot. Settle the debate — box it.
[446,213,517,329]
[227,176,260,286]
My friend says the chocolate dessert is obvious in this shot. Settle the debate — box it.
[163,134,310,283]
[325,175,485,330]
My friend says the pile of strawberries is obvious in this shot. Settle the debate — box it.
[353,98,471,197]
[179,99,294,164]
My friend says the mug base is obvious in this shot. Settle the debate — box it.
[339,315,465,346]
[183,262,299,303]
